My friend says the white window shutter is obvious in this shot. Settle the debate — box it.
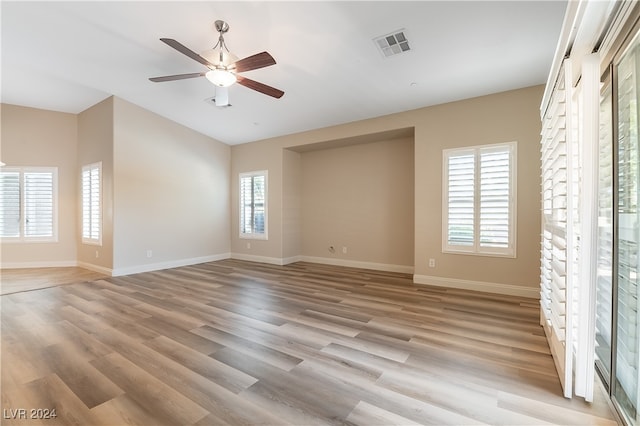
[540,60,573,398]
[82,163,101,244]
[443,143,515,256]
[479,147,512,249]
[23,171,54,237]
[0,167,57,241]
[239,171,267,239]
[446,152,475,247]
[240,174,252,235]
[0,171,21,237]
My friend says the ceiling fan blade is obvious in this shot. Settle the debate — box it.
[149,72,206,82]
[160,38,214,68]
[232,52,276,73]
[236,75,284,99]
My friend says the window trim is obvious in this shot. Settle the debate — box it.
[0,166,58,243]
[442,141,517,257]
[239,170,268,240]
[81,162,102,246]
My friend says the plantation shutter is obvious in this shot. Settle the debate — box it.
[480,146,512,249]
[540,61,573,398]
[252,174,265,234]
[82,163,101,243]
[240,174,252,235]
[446,151,475,246]
[0,167,56,240]
[240,171,267,237]
[23,171,54,237]
[0,171,21,237]
[444,143,515,255]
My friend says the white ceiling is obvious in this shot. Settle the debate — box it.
[1,1,567,145]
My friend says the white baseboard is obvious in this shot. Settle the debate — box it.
[282,255,303,265]
[111,253,231,277]
[1,260,78,269]
[413,274,539,299]
[76,261,114,276]
[230,253,289,266]
[299,256,414,274]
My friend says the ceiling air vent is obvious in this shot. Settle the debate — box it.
[374,30,410,57]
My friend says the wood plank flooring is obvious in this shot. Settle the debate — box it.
[0,260,618,425]
[1,267,106,295]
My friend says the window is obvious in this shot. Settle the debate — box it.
[82,162,102,245]
[0,167,58,241]
[443,141,516,257]
[240,170,267,239]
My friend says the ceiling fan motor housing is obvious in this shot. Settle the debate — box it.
[215,20,230,34]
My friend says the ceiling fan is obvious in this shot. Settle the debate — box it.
[149,20,284,106]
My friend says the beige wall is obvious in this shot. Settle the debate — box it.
[282,149,302,261]
[231,85,542,295]
[414,85,542,291]
[231,140,284,260]
[0,104,79,267]
[2,85,542,295]
[2,97,230,275]
[77,97,115,271]
[112,98,230,274]
[300,138,414,268]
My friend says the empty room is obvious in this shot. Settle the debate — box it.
[1,0,638,425]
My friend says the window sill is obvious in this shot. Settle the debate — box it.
[239,234,268,241]
[443,247,516,258]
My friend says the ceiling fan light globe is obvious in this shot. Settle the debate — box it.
[206,69,237,87]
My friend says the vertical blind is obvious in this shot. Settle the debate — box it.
[82,163,101,244]
[0,168,56,240]
[444,142,515,256]
[240,172,266,237]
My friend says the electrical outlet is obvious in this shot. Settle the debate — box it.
[247,242,251,249]
[342,246,348,254]
[429,258,436,268]
[95,250,99,259]
[146,250,153,258]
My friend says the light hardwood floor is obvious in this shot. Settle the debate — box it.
[1,267,106,295]
[1,260,619,425]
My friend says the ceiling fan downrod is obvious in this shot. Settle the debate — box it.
[214,20,231,64]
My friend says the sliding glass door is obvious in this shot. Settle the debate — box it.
[614,28,640,424]
[596,77,613,386]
